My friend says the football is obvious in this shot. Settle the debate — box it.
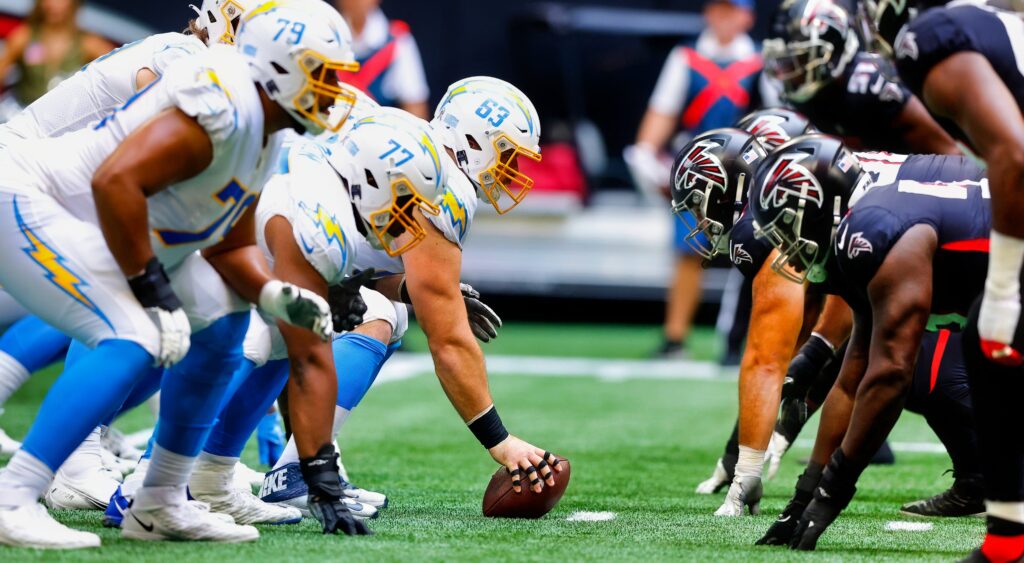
[482,458,571,518]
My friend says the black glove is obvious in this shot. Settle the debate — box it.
[755,487,813,546]
[461,283,502,342]
[776,396,809,443]
[327,269,376,333]
[300,445,373,536]
[789,452,857,551]
[782,334,837,401]
[128,257,183,310]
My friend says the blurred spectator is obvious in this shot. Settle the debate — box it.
[0,0,112,107]
[625,0,766,360]
[336,0,429,118]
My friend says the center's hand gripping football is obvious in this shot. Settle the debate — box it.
[259,280,333,341]
[128,258,192,368]
[489,436,562,494]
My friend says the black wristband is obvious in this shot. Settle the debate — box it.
[468,406,509,449]
[398,276,412,305]
[801,334,837,366]
[127,258,182,311]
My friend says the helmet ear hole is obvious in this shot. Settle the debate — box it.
[465,134,482,151]
[207,10,218,23]
[271,62,289,75]
[364,169,379,190]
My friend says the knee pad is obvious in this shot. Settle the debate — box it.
[242,310,272,368]
[359,288,406,344]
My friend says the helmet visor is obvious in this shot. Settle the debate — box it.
[479,134,542,214]
[294,51,360,134]
[366,178,442,257]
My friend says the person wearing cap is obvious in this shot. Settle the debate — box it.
[335,0,430,118]
[626,0,773,361]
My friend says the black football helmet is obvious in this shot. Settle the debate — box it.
[670,128,769,260]
[862,0,919,55]
[750,134,867,284]
[735,108,817,151]
[765,0,861,102]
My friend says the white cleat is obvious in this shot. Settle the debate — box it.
[714,475,763,517]
[764,432,791,481]
[0,503,100,549]
[101,426,145,462]
[233,462,265,493]
[695,458,731,495]
[342,480,388,510]
[44,466,122,511]
[122,501,259,543]
[193,489,302,526]
[0,427,21,455]
[100,448,135,478]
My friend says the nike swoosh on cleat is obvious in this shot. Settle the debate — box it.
[778,515,791,523]
[131,512,155,532]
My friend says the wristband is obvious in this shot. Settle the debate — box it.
[127,258,182,311]
[398,276,412,305]
[808,332,837,354]
[467,405,509,449]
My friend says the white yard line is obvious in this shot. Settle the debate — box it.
[567,511,617,522]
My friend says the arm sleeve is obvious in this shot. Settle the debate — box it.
[648,47,690,117]
[383,34,430,106]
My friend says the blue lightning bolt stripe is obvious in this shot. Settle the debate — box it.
[13,197,114,331]
[439,188,468,242]
[300,202,349,266]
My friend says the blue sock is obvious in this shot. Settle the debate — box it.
[154,312,249,457]
[334,333,389,410]
[203,359,289,458]
[21,339,153,471]
[0,315,70,373]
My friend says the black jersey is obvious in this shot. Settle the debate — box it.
[728,152,986,281]
[896,3,1024,142]
[791,52,913,151]
[834,179,991,326]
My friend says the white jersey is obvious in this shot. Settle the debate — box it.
[0,45,271,268]
[351,155,478,275]
[256,140,360,285]
[0,33,205,145]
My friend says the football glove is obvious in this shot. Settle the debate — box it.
[128,258,191,368]
[755,487,812,546]
[300,445,373,536]
[259,280,332,341]
[789,452,857,551]
[327,269,376,332]
[782,334,836,401]
[461,283,502,342]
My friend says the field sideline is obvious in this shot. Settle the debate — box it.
[0,323,984,561]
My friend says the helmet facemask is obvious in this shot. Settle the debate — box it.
[755,192,843,284]
[477,134,542,215]
[365,176,442,257]
[291,51,360,135]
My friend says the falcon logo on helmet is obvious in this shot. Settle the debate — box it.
[760,153,825,209]
[744,115,792,151]
[678,140,728,194]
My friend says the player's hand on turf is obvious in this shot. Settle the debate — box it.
[789,496,843,551]
[300,445,373,536]
[128,258,192,367]
[755,492,810,546]
[489,436,562,493]
[260,280,333,341]
[460,283,502,342]
[327,269,376,332]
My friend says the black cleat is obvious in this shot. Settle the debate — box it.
[756,492,810,546]
[901,474,985,518]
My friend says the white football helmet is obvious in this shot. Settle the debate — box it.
[432,76,542,214]
[330,108,448,257]
[191,0,260,45]
[236,0,360,135]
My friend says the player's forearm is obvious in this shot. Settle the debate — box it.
[205,244,274,304]
[92,178,156,276]
[284,336,337,458]
[430,336,493,421]
[811,296,853,349]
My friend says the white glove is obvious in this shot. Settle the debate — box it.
[259,280,332,341]
[763,431,790,481]
[623,143,671,204]
[695,458,730,494]
[144,307,191,368]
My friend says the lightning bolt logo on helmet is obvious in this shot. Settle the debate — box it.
[677,139,727,194]
[760,152,824,209]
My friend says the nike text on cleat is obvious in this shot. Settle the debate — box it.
[122,501,258,543]
[0,503,101,549]
[259,463,378,519]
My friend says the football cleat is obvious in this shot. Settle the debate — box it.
[695,458,732,495]
[260,462,379,519]
[900,474,985,518]
[101,426,145,462]
[104,485,233,528]
[122,501,258,543]
[44,466,121,510]
[234,461,266,493]
[0,502,101,549]
[756,491,811,546]
[191,460,301,525]
[100,447,136,477]
[0,427,21,454]
[714,475,763,517]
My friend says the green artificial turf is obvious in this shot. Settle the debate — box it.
[0,323,983,561]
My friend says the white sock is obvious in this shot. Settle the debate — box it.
[988,501,1024,525]
[0,450,54,508]
[0,351,30,407]
[272,405,351,470]
[982,231,1024,342]
[198,451,238,468]
[143,444,196,489]
[133,484,187,510]
[735,445,765,479]
[58,427,104,479]
[121,458,150,498]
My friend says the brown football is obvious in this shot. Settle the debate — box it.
[482,458,571,518]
